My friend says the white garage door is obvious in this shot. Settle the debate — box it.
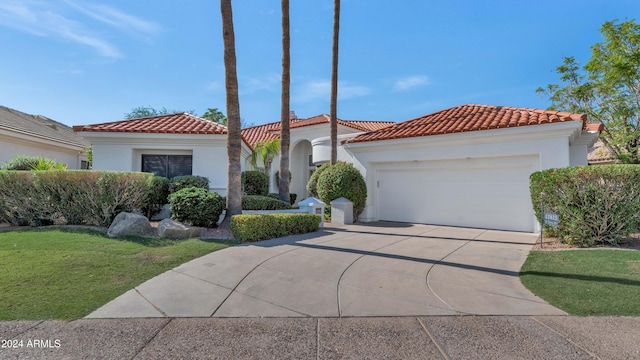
[376,156,537,232]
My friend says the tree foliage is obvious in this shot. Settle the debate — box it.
[124,106,194,120]
[201,107,228,125]
[537,19,640,163]
[249,139,280,189]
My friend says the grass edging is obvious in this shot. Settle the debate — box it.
[0,228,232,320]
[520,249,640,316]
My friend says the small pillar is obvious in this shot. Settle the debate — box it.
[298,197,326,227]
[330,197,353,225]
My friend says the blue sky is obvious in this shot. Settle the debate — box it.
[1,1,638,127]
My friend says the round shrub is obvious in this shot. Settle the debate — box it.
[143,176,170,217]
[242,195,292,210]
[316,162,367,220]
[306,163,331,197]
[168,187,224,227]
[242,171,268,196]
[169,175,209,194]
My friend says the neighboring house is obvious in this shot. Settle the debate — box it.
[588,139,620,165]
[0,105,90,169]
[73,112,250,195]
[75,104,601,233]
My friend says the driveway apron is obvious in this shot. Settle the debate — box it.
[87,223,565,318]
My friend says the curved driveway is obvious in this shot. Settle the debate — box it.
[88,223,565,318]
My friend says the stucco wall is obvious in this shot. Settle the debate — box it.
[0,133,85,169]
[82,133,231,195]
[344,121,588,231]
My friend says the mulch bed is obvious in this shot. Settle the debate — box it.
[532,234,640,251]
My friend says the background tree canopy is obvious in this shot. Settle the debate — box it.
[537,19,640,164]
[123,106,248,127]
[124,106,195,120]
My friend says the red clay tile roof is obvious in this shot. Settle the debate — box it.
[586,123,604,132]
[73,113,228,135]
[240,114,394,149]
[344,104,591,144]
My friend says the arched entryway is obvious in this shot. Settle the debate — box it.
[290,140,314,200]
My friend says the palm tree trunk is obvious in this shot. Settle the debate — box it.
[220,0,242,224]
[279,0,291,202]
[330,0,340,165]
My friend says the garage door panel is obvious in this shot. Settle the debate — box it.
[376,156,536,232]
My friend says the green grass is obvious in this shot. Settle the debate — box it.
[0,228,232,320]
[520,250,640,316]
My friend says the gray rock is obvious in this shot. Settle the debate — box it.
[151,204,171,221]
[107,212,153,238]
[157,218,203,239]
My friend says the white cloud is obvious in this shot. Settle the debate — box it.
[242,73,281,94]
[64,0,161,40]
[0,0,160,59]
[294,79,371,103]
[205,80,223,92]
[393,75,432,92]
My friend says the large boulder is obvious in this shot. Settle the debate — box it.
[157,218,203,239]
[150,204,171,221]
[107,212,153,238]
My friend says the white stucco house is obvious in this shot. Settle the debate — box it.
[0,105,90,169]
[75,104,601,233]
[73,112,248,195]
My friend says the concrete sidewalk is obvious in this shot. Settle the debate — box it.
[2,316,639,359]
[88,223,564,318]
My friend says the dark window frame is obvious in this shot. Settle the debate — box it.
[141,154,193,179]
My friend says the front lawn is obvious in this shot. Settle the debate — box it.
[0,228,231,320]
[520,250,640,316]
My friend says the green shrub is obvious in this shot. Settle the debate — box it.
[267,193,297,205]
[306,163,330,197]
[143,176,170,217]
[230,213,321,242]
[242,195,292,210]
[316,162,367,221]
[168,187,224,227]
[242,171,268,196]
[1,155,66,171]
[169,175,209,193]
[530,165,640,247]
[0,170,151,226]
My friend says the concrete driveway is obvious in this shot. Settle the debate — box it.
[88,222,565,318]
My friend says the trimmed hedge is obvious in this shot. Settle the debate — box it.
[530,165,640,247]
[169,175,209,193]
[143,176,170,217]
[316,162,367,221]
[0,170,151,226]
[267,193,297,205]
[168,187,224,227]
[242,195,292,210]
[230,213,321,242]
[306,163,330,197]
[242,171,268,196]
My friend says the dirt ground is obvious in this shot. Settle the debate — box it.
[532,233,640,251]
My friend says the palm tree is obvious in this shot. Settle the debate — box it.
[330,0,340,164]
[278,0,291,203]
[250,139,281,189]
[220,0,242,221]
